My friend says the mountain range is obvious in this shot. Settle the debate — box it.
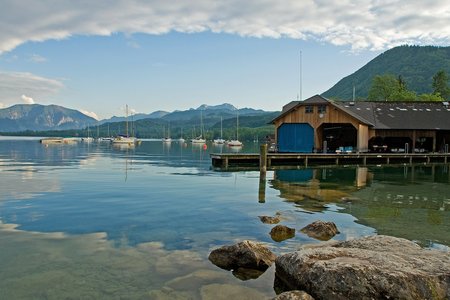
[0,102,271,133]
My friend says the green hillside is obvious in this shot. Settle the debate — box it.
[322,45,450,100]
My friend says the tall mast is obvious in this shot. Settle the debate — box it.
[125,104,129,137]
[236,108,239,140]
[299,50,302,101]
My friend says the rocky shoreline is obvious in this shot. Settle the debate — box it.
[208,221,450,299]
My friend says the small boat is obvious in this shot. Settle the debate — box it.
[112,135,137,145]
[40,137,64,144]
[112,105,139,146]
[191,110,206,144]
[227,109,243,147]
[213,117,225,144]
[81,137,94,143]
[227,140,243,147]
[98,137,114,142]
[191,137,206,144]
[162,122,172,143]
[178,128,185,143]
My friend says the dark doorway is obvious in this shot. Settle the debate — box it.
[321,123,357,152]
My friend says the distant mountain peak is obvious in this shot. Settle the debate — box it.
[196,103,237,111]
[0,103,97,132]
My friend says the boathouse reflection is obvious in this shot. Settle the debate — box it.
[269,167,373,212]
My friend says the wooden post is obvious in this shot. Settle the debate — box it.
[260,144,267,172]
[258,170,266,203]
[224,156,228,169]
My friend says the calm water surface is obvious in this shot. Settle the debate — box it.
[0,137,449,299]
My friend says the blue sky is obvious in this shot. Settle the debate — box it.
[1,1,449,119]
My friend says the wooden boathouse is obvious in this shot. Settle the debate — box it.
[211,95,450,169]
[270,95,450,154]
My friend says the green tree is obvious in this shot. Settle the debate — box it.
[432,70,450,100]
[368,74,416,101]
[368,74,398,101]
[419,93,444,102]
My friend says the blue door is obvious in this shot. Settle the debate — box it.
[278,123,314,153]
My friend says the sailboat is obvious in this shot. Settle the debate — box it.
[213,116,225,144]
[227,109,243,147]
[191,110,206,144]
[178,127,185,143]
[162,122,172,143]
[82,124,94,143]
[112,105,137,145]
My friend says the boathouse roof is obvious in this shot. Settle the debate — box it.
[272,95,450,130]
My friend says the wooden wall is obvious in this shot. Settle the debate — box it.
[274,103,367,151]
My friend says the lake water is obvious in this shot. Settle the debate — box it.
[0,137,449,299]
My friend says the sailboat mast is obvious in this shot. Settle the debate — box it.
[236,109,239,140]
[125,105,129,137]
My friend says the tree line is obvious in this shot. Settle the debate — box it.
[368,70,450,101]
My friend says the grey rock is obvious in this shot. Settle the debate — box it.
[273,290,315,300]
[259,215,281,224]
[275,235,450,300]
[300,220,339,241]
[209,240,276,272]
[270,225,296,242]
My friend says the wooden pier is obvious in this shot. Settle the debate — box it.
[211,152,450,170]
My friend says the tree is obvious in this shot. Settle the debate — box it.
[432,70,450,100]
[419,93,444,102]
[368,74,398,101]
[368,74,416,101]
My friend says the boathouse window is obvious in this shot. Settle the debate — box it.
[318,105,327,113]
[305,105,313,113]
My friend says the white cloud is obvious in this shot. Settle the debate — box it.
[21,94,35,104]
[0,71,64,107]
[0,102,5,109]
[80,109,99,120]
[28,54,47,63]
[0,0,450,53]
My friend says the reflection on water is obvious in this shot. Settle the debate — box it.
[0,137,449,298]
[270,166,450,248]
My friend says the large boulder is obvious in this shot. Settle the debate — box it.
[275,235,450,299]
[209,240,276,273]
[300,220,339,241]
[270,225,296,242]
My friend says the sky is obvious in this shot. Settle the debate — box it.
[1,1,450,120]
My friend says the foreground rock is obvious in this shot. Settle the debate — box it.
[208,240,276,277]
[274,290,315,300]
[270,225,296,242]
[275,235,450,299]
[300,220,339,241]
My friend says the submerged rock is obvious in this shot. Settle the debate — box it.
[273,290,315,300]
[300,220,339,241]
[259,215,281,224]
[208,240,276,274]
[275,235,450,300]
[200,283,268,300]
[270,225,296,242]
